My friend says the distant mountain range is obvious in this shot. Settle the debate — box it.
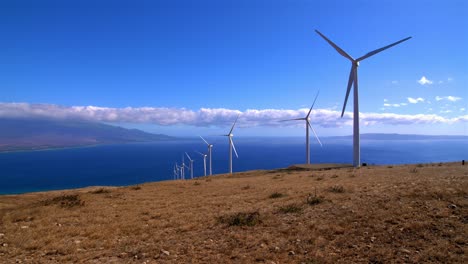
[0,118,174,152]
[328,133,468,140]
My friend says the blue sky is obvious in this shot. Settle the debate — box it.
[1,0,467,136]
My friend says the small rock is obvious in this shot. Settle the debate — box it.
[370,236,376,242]
[401,248,411,254]
[260,243,266,248]
[448,204,457,209]
[21,226,29,229]
[161,249,170,256]
[288,251,295,256]
[0,233,4,238]
[274,246,280,252]
[2,243,8,247]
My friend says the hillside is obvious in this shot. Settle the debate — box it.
[0,118,173,152]
[0,162,466,263]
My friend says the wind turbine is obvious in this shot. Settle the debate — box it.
[281,91,322,164]
[315,30,411,167]
[200,136,213,175]
[224,115,239,174]
[185,152,194,179]
[196,151,208,177]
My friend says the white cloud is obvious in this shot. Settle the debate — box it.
[460,108,466,112]
[440,110,452,114]
[0,103,467,128]
[383,99,388,102]
[383,103,400,108]
[436,96,462,102]
[448,77,453,82]
[391,80,398,84]
[418,76,433,85]
[400,103,408,106]
[407,97,425,104]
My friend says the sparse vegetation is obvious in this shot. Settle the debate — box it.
[410,167,418,173]
[269,192,285,199]
[193,181,201,186]
[42,194,84,208]
[218,211,261,227]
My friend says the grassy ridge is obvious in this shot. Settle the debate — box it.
[0,162,467,263]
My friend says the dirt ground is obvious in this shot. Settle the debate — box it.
[1,162,467,263]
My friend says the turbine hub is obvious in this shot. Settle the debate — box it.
[354,61,359,67]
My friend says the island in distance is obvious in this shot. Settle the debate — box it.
[0,118,173,152]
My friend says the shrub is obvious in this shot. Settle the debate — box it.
[269,192,285,199]
[328,185,345,193]
[278,204,303,214]
[218,211,261,227]
[307,194,324,206]
[90,188,111,194]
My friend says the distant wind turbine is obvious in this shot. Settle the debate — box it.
[315,30,411,167]
[200,136,213,175]
[281,91,322,164]
[224,115,239,174]
[185,152,194,179]
[196,151,208,177]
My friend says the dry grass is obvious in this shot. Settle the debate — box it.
[0,162,467,263]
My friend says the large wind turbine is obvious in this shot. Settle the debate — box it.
[224,115,239,174]
[200,136,213,175]
[282,91,322,164]
[196,151,207,177]
[185,152,194,179]
[315,30,411,167]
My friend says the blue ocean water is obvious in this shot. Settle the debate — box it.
[0,137,467,195]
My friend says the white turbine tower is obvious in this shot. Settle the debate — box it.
[185,152,194,179]
[175,163,180,180]
[181,155,186,180]
[196,151,207,177]
[282,91,322,164]
[200,136,213,175]
[224,115,239,174]
[315,30,411,167]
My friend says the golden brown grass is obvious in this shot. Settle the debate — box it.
[1,162,467,263]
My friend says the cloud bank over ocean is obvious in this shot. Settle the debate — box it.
[1,103,467,128]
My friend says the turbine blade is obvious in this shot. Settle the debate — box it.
[315,30,354,61]
[185,152,192,161]
[195,151,204,156]
[309,122,323,147]
[280,118,306,122]
[357,36,412,61]
[199,136,209,146]
[341,66,355,117]
[229,114,240,135]
[306,90,320,118]
[230,138,239,158]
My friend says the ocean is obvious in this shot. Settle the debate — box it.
[0,137,467,195]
